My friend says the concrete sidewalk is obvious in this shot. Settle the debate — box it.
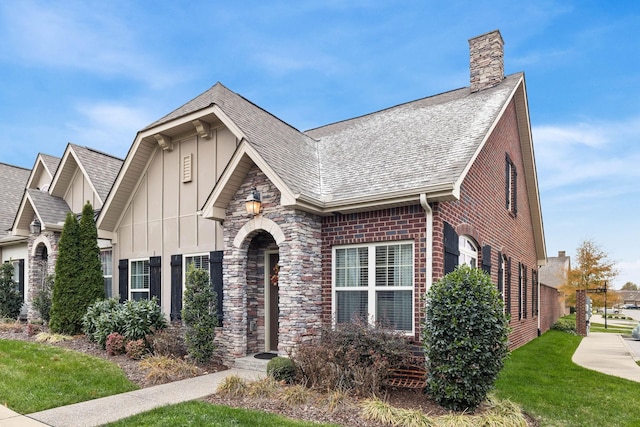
[1,368,262,427]
[572,332,640,382]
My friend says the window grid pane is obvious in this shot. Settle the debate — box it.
[335,247,368,287]
[130,260,149,291]
[375,244,413,287]
[336,291,368,323]
[186,254,209,271]
[376,290,412,331]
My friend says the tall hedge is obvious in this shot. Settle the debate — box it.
[49,203,105,334]
[422,265,510,411]
[0,261,22,319]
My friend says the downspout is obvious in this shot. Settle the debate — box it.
[537,263,541,336]
[420,194,433,291]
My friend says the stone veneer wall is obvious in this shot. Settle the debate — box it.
[26,230,59,321]
[219,164,323,362]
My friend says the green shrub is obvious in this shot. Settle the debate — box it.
[182,264,217,364]
[0,261,22,320]
[422,265,510,411]
[552,318,577,335]
[32,274,54,323]
[267,356,296,383]
[83,297,166,349]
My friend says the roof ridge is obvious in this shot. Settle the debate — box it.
[0,162,30,171]
[69,143,124,162]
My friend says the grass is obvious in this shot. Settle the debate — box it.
[104,400,341,427]
[563,312,637,334]
[0,338,138,413]
[495,330,640,426]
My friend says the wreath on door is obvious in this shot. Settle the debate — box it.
[270,263,279,287]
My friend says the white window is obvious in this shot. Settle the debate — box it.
[506,154,517,215]
[100,249,113,298]
[130,259,150,301]
[458,236,478,268]
[333,242,414,332]
[184,253,210,285]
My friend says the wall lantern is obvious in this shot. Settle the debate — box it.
[30,218,41,235]
[245,188,262,216]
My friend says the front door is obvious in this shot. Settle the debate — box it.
[265,252,279,352]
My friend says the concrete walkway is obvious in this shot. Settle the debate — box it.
[572,332,640,382]
[1,368,262,427]
[2,334,640,426]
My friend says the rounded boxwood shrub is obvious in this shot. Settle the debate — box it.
[267,356,296,383]
[422,265,510,411]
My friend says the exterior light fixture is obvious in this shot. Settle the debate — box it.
[245,188,262,216]
[30,218,41,235]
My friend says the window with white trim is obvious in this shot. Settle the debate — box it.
[184,253,210,285]
[458,236,478,268]
[130,259,150,301]
[100,249,113,298]
[334,242,414,332]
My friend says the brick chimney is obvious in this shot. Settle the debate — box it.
[469,30,504,92]
[558,251,566,257]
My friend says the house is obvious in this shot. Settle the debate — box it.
[0,161,31,316]
[539,250,570,328]
[11,144,122,319]
[91,29,548,362]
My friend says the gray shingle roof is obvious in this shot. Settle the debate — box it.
[69,144,123,202]
[27,189,71,226]
[145,83,322,199]
[40,154,61,177]
[0,163,30,236]
[307,73,523,202]
[149,74,522,206]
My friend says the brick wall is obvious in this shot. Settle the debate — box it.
[539,284,563,333]
[321,205,428,339]
[434,99,540,349]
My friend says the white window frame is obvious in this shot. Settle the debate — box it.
[458,235,478,268]
[183,253,210,288]
[129,258,150,301]
[100,249,113,298]
[332,241,415,334]
[500,254,507,313]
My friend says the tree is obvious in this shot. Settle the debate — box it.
[79,202,105,304]
[50,203,105,334]
[559,240,617,308]
[182,263,217,363]
[0,261,22,319]
[621,282,638,291]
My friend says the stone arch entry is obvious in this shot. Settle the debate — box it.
[227,217,286,357]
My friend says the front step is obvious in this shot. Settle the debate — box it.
[233,354,271,373]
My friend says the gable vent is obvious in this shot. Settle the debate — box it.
[182,154,193,183]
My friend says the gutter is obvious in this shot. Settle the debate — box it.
[420,194,433,291]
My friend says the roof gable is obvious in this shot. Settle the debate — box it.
[0,163,30,237]
[26,153,61,191]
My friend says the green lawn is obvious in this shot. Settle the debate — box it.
[495,330,640,426]
[104,401,340,427]
[0,339,138,413]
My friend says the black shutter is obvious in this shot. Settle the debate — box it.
[505,154,511,210]
[518,262,523,320]
[506,257,512,318]
[210,251,224,326]
[513,165,518,214]
[532,269,538,317]
[170,255,183,321]
[443,222,459,274]
[497,252,503,298]
[481,245,492,275]
[149,256,161,303]
[523,265,528,319]
[17,259,25,300]
[118,259,128,303]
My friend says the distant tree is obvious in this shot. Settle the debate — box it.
[0,261,22,319]
[559,240,617,308]
[50,203,105,334]
[621,282,639,291]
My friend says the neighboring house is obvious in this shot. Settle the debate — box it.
[0,162,32,316]
[538,250,570,329]
[11,144,122,319]
[620,290,640,307]
[95,29,547,362]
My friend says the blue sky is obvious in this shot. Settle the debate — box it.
[0,1,638,288]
